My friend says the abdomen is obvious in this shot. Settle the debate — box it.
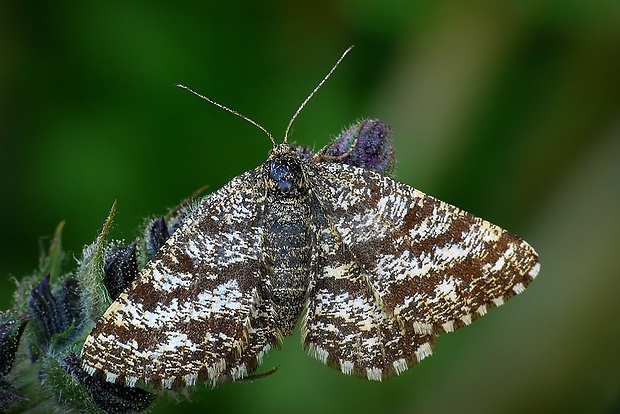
[263,196,312,335]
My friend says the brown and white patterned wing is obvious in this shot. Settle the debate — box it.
[81,170,280,389]
[302,208,435,380]
[213,296,281,384]
[307,162,540,336]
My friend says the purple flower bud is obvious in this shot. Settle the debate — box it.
[60,277,83,323]
[104,240,139,300]
[322,119,395,176]
[0,315,28,376]
[0,315,29,410]
[146,217,170,260]
[28,275,63,359]
[62,353,156,413]
[28,274,84,360]
[0,380,28,411]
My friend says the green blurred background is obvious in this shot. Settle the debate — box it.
[1,1,620,413]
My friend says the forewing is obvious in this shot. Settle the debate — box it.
[302,206,435,380]
[307,162,540,335]
[81,170,279,389]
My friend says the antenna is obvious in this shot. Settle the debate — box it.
[283,45,354,144]
[177,45,354,149]
[175,84,277,148]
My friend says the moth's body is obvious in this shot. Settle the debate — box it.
[262,148,313,335]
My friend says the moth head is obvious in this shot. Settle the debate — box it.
[264,154,307,197]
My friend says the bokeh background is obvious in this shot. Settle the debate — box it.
[1,2,620,413]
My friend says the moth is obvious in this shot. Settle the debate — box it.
[81,47,539,389]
